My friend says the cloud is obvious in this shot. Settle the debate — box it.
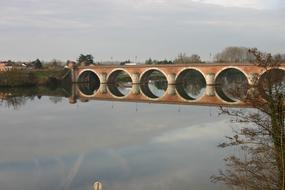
[0,99,229,189]
[192,0,262,9]
[0,0,284,61]
[153,120,232,143]
[191,0,284,9]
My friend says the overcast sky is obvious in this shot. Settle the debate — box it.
[0,0,284,62]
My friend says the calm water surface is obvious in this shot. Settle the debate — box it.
[0,69,252,190]
[0,94,235,190]
[1,65,284,190]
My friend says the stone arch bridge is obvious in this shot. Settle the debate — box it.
[71,63,285,85]
[68,63,285,106]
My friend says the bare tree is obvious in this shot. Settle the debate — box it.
[211,48,285,190]
[214,47,256,63]
[174,53,203,64]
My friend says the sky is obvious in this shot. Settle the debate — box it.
[0,0,284,62]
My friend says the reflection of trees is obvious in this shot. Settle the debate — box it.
[115,72,132,83]
[0,96,29,110]
[182,75,205,97]
[78,71,99,83]
[153,80,168,90]
[212,49,285,190]
[215,70,248,102]
[258,69,285,99]
[0,85,71,109]
[49,96,63,104]
[78,82,99,96]
[216,70,248,86]
[108,83,130,97]
[176,71,206,99]
[140,74,167,99]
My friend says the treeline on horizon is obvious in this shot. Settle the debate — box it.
[2,46,285,67]
[144,46,285,65]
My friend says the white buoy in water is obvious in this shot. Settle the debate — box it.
[93,181,102,190]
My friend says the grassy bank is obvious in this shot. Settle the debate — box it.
[0,69,70,87]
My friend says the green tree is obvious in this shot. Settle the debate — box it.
[32,59,43,69]
[145,58,153,65]
[145,59,172,65]
[78,54,94,66]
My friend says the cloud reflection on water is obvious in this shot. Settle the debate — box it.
[0,97,231,190]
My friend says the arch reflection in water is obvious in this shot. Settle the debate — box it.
[77,71,100,96]
[215,68,249,103]
[140,70,168,99]
[176,69,206,100]
[258,68,285,98]
[107,70,132,97]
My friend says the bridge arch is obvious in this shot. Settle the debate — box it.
[106,68,133,98]
[106,68,133,84]
[175,68,207,101]
[214,66,250,85]
[139,68,168,100]
[107,86,132,99]
[257,68,285,97]
[175,67,206,83]
[215,67,249,104]
[76,69,101,97]
[139,68,168,84]
[258,67,285,80]
[77,69,101,83]
[214,91,243,105]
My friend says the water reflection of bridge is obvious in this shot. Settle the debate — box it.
[69,84,253,107]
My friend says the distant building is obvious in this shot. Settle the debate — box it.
[0,61,28,72]
[0,62,13,72]
[125,62,137,66]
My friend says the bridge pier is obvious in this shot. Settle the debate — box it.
[69,84,77,104]
[99,73,107,84]
[167,85,176,96]
[205,85,215,96]
[131,73,140,84]
[131,84,140,95]
[167,73,176,85]
[70,67,77,83]
[99,84,108,94]
[205,73,215,85]
[248,73,258,86]
[247,87,259,98]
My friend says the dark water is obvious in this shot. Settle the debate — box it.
[2,68,283,190]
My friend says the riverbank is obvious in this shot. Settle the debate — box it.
[0,69,70,87]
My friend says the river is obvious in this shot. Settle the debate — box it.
[0,71,257,190]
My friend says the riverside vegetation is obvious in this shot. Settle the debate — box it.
[0,69,70,87]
